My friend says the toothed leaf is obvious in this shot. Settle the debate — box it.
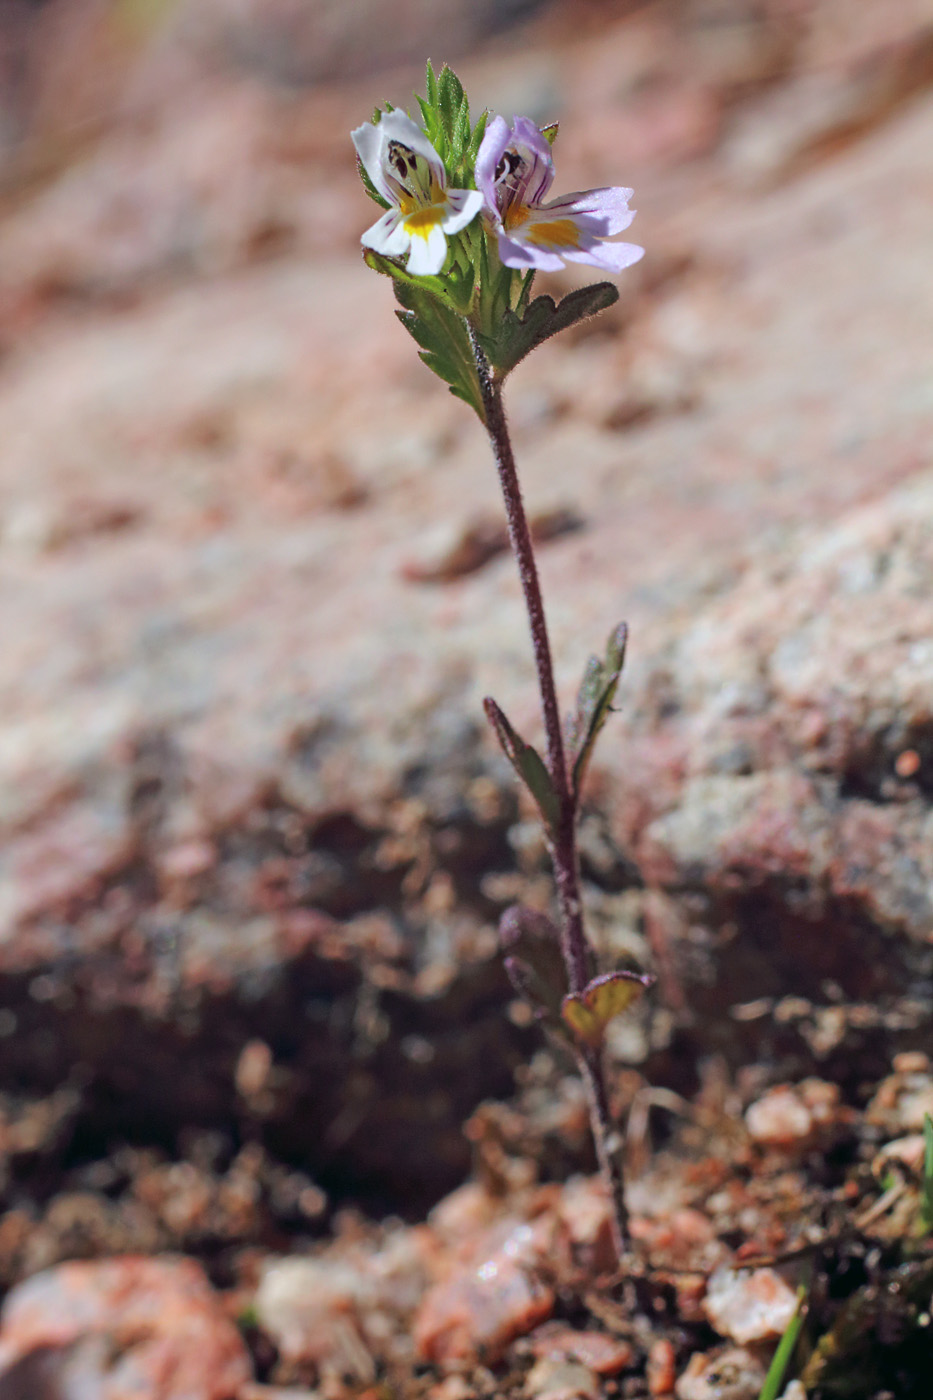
[476,282,620,379]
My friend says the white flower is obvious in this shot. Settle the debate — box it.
[351,109,484,276]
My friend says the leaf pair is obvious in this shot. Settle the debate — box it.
[561,969,654,1050]
[499,906,653,1052]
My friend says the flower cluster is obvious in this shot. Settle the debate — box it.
[353,65,644,419]
[352,105,643,281]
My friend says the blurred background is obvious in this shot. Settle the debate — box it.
[1,0,933,1311]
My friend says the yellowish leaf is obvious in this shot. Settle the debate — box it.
[561,971,652,1049]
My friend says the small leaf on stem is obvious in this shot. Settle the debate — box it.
[567,621,628,800]
[484,696,561,834]
[561,969,654,1050]
[499,905,568,1023]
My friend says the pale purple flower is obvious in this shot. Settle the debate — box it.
[476,115,644,275]
[352,110,484,277]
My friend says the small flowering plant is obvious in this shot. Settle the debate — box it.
[354,64,652,1267]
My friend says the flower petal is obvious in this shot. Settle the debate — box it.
[440,188,485,235]
[378,108,446,188]
[477,115,555,227]
[475,114,512,214]
[541,186,636,237]
[562,239,645,274]
[361,208,410,258]
[406,221,448,276]
[352,120,394,205]
[508,116,555,206]
[496,230,566,273]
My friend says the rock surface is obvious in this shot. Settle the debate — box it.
[0,0,931,1228]
[0,0,932,1393]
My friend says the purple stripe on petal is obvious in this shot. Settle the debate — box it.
[441,188,485,234]
[378,109,447,189]
[510,116,555,206]
[542,187,635,236]
[361,208,409,257]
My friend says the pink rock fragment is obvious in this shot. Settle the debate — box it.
[703,1266,798,1344]
[745,1079,848,1149]
[413,1220,555,1366]
[556,1175,617,1274]
[0,1255,252,1400]
[255,1230,428,1376]
[646,1337,676,1395]
[676,1346,766,1400]
[524,1356,601,1400]
[872,1132,927,1176]
[527,1322,634,1375]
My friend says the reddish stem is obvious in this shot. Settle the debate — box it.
[468,325,630,1259]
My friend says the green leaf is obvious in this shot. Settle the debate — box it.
[437,65,466,145]
[395,286,483,417]
[362,247,457,311]
[758,1288,807,1400]
[484,697,561,834]
[417,94,437,143]
[477,282,620,378]
[362,248,482,411]
[425,59,439,108]
[466,109,489,166]
[356,157,390,210]
[567,622,628,799]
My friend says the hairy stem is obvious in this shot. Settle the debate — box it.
[468,325,629,1259]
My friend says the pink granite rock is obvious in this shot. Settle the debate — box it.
[0,1256,252,1399]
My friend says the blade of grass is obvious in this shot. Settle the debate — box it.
[758,1287,807,1400]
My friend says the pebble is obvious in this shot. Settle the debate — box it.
[414,1220,555,1366]
[745,1079,846,1148]
[675,1346,766,1399]
[871,1132,927,1177]
[527,1322,634,1375]
[703,1266,798,1344]
[647,1336,676,1395]
[0,1255,252,1399]
[524,1356,600,1400]
[867,1069,933,1134]
[256,1231,427,1376]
